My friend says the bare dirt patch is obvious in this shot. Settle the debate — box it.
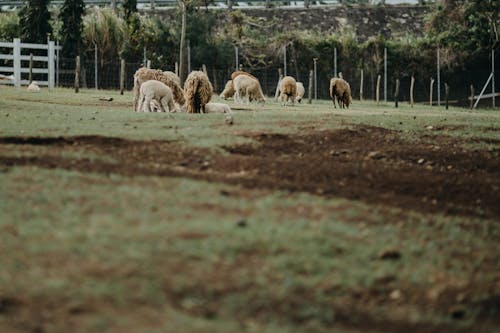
[1,125,499,220]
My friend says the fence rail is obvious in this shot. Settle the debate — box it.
[0,38,61,88]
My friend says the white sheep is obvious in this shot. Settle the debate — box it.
[27,81,41,92]
[137,80,177,113]
[233,75,266,105]
[296,82,305,103]
[279,76,297,107]
[205,102,234,125]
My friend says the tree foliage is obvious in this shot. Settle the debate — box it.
[59,0,85,58]
[19,0,53,43]
[425,0,499,65]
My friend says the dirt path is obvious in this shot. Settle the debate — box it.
[1,125,499,220]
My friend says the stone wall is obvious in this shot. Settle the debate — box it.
[152,5,430,41]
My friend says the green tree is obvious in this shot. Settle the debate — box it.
[19,0,53,43]
[122,0,138,23]
[59,0,85,58]
[426,0,499,66]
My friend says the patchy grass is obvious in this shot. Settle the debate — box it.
[0,86,499,333]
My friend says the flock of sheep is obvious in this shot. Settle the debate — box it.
[133,67,353,119]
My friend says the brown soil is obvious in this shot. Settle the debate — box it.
[1,125,499,220]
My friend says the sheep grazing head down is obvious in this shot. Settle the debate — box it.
[183,71,213,113]
[220,80,235,99]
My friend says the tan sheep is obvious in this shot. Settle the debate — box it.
[230,70,257,81]
[220,80,235,99]
[183,71,213,114]
[279,76,297,107]
[137,80,177,113]
[27,81,41,92]
[296,82,305,103]
[133,67,185,112]
[330,77,352,109]
[233,75,266,105]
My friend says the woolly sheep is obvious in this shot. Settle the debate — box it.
[330,77,352,109]
[183,71,213,113]
[133,67,185,111]
[137,80,177,113]
[225,71,259,102]
[27,81,40,92]
[205,102,233,125]
[233,75,266,105]
[230,71,258,81]
[279,76,297,107]
[220,80,235,99]
[296,82,305,103]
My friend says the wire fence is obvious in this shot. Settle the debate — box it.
[50,55,498,109]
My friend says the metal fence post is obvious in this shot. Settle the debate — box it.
[13,38,21,87]
[437,47,441,106]
[384,47,387,102]
[493,49,496,108]
[94,43,98,90]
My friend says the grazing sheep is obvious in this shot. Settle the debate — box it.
[279,76,297,106]
[330,77,352,109]
[137,80,177,113]
[230,70,258,81]
[183,71,213,114]
[220,80,235,99]
[163,71,181,86]
[296,82,305,103]
[219,72,256,100]
[133,67,185,111]
[233,75,266,105]
[204,102,232,114]
[27,81,40,92]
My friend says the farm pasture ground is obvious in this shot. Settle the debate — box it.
[0,86,499,333]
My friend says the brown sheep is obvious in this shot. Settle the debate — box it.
[279,76,297,107]
[220,80,235,99]
[230,71,257,81]
[184,71,213,113]
[330,77,352,109]
[233,75,266,104]
[133,67,185,112]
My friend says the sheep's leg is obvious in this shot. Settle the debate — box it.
[137,93,145,113]
[160,97,170,112]
[143,93,153,113]
[167,99,177,113]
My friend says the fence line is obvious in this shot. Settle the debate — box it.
[0,38,61,88]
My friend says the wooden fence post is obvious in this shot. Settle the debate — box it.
[360,69,364,101]
[410,76,415,108]
[175,62,179,77]
[28,53,33,84]
[75,56,80,93]
[13,38,21,87]
[275,68,283,101]
[445,83,449,110]
[48,40,55,89]
[146,60,151,69]
[308,70,313,104]
[470,85,474,110]
[376,74,381,106]
[430,77,435,107]
[120,58,125,95]
[394,78,400,108]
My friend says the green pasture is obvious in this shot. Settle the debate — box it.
[0,86,499,333]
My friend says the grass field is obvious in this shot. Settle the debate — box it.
[1,86,499,333]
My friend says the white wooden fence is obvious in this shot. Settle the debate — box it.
[0,38,61,88]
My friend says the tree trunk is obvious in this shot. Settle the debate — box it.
[179,1,187,86]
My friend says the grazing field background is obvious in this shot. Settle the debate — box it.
[0,86,499,333]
